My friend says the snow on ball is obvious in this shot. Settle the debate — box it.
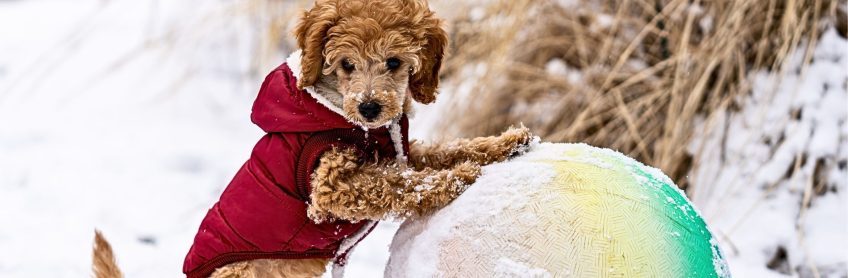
[385,143,731,278]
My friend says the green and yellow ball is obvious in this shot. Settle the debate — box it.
[386,143,731,278]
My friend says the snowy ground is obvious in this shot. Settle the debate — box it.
[1,0,846,277]
[0,1,403,277]
[689,29,848,277]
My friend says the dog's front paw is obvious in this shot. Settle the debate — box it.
[451,161,483,186]
[444,161,482,197]
[497,125,535,158]
[306,205,334,224]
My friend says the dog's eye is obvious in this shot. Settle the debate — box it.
[386,58,401,71]
[341,59,355,72]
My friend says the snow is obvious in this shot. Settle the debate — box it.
[386,145,556,277]
[0,1,396,277]
[688,28,848,277]
[493,258,552,278]
[545,59,582,84]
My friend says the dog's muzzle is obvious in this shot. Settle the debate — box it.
[358,102,382,121]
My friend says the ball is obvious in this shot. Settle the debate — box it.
[385,143,731,278]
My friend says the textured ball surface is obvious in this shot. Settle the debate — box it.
[385,143,731,278]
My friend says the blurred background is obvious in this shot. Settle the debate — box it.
[0,0,846,277]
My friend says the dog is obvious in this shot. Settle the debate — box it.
[93,1,532,277]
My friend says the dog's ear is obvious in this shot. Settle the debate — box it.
[410,16,448,104]
[294,0,339,90]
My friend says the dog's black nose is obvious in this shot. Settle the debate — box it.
[358,102,382,121]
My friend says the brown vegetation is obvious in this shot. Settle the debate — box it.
[434,0,845,190]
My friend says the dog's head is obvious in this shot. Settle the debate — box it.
[294,0,448,128]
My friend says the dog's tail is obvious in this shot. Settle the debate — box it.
[92,230,124,278]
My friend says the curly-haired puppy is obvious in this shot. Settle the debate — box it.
[92,1,532,277]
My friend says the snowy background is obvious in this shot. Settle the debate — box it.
[0,0,845,277]
[0,1,402,277]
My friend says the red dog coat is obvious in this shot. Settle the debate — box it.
[183,55,409,278]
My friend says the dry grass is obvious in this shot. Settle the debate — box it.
[434,0,846,189]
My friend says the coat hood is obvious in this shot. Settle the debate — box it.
[250,51,356,133]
